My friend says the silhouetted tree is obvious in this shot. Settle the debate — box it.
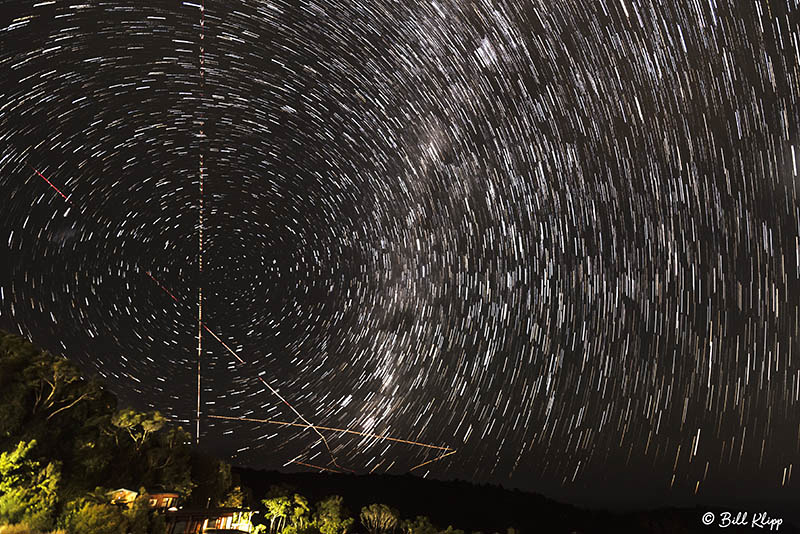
[187,452,231,507]
[360,504,399,534]
[402,516,437,534]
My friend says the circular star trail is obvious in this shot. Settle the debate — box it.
[2,0,800,505]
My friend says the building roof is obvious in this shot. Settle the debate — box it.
[107,488,138,496]
[165,507,252,518]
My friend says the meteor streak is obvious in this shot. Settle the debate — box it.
[30,166,73,205]
[144,271,180,303]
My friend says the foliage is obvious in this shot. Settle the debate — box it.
[401,516,438,534]
[0,331,197,529]
[122,492,166,534]
[0,526,66,534]
[260,485,324,534]
[0,440,61,529]
[360,504,400,534]
[222,485,246,507]
[111,409,166,451]
[139,427,194,497]
[282,525,322,534]
[262,490,292,534]
[186,452,231,507]
[290,494,311,530]
[56,490,167,534]
[316,496,354,534]
[0,331,119,495]
[61,502,126,534]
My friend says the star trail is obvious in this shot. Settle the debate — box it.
[2,0,800,507]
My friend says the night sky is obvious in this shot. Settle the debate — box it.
[1,0,800,509]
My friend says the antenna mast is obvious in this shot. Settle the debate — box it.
[196,0,206,446]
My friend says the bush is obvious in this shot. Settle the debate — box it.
[61,502,126,534]
[0,525,67,534]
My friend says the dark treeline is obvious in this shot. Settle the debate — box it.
[235,468,800,534]
[0,329,797,534]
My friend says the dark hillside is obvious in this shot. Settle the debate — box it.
[235,467,800,534]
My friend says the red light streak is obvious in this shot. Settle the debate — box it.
[144,271,181,303]
[30,166,73,205]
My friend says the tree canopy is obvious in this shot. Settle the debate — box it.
[0,331,193,531]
